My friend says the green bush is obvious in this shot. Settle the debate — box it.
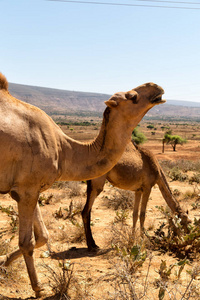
[168,167,188,182]
[132,127,147,145]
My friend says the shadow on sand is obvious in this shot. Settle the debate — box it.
[50,246,112,260]
[0,247,112,300]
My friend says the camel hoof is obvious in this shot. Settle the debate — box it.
[35,288,45,298]
[88,245,100,252]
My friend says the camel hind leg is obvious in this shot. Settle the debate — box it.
[0,203,49,267]
[139,187,151,234]
[33,202,49,248]
[132,188,151,235]
[15,190,43,296]
[82,175,106,251]
[132,190,142,234]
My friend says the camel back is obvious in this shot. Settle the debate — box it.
[0,73,8,91]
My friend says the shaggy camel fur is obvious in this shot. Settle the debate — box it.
[83,141,190,251]
[0,72,165,296]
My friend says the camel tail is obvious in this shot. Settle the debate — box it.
[0,73,8,91]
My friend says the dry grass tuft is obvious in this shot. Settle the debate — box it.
[106,219,200,299]
[41,260,93,300]
[146,205,200,260]
[103,188,134,211]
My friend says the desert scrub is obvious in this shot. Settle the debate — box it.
[105,224,151,300]
[0,204,18,233]
[53,211,85,244]
[109,222,200,299]
[0,204,17,217]
[109,235,148,299]
[103,188,134,211]
[70,221,85,243]
[65,199,83,220]
[52,181,70,190]
[0,238,12,256]
[189,173,200,184]
[110,222,142,255]
[67,181,82,198]
[51,181,83,195]
[38,193,53,206]
[147,205,200,260]
[53,199,83,221]
[179,186,200,209]
[114,209,129,224]
[42,260,81,299]
[168,167,188,182]
[173,188,181,197]
[160,159,200,174]
[0,255,26,291]
[154,258,198,300]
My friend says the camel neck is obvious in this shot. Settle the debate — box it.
[58,107,133,181]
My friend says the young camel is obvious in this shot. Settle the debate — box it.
[83,141,190,251]
[0,73,165,297]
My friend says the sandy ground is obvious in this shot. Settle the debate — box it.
[0,141,200,299]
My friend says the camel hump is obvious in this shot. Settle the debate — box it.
[0,73,8,90]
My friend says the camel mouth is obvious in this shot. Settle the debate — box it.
[151,94,166,105]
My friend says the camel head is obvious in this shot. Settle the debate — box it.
[104,82,165,125]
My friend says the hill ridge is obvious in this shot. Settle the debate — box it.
[8,82,200,119]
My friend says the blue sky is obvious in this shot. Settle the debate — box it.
[1,0,200,102]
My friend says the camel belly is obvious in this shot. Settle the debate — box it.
[107,164,143,191]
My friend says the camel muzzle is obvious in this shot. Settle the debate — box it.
[151,94,166,105]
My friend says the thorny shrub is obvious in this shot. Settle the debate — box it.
[146,205,200,260]
[178,185,200,210]
[160,160,200,184]
[160,159,200,174]
[38,193,53,206]
[0,204,18,233]
[168,167,188,182]
[154,259,200,300]
[53,200,83,221]
[114,209,129,224]
[42,260,77,299]
[103,188,134,211]
[51,181,83,197]
[189,173,200,184]
[108,221,200,299]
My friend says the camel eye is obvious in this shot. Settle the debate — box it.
[125,92,138,104]
[130,94,138,104]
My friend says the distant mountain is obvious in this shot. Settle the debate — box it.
[8,82,200,120]
[9,83,108,114]
[167,100,200,108]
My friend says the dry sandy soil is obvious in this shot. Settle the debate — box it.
[1,124,200,300]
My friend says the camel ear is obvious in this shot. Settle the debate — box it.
[104,99,118,108]
[125,90,138,103]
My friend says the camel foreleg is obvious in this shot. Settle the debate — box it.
[132,190,142,234]
[83,176,106,251]
[0,203,48,267]
[16,191,43,296]
[139,187,151,234]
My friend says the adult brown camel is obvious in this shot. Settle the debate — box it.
[83,141,190,251]
[0,72,165,297]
